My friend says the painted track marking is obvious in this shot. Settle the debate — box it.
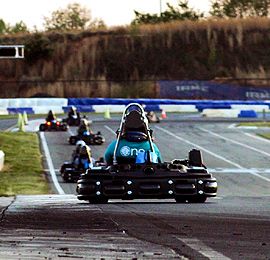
[176,237,232,260]
[104,125,116,135]
[199,127,270,157]
[155,126,270,182]
[39,132,65,195]
[244,132,270,144]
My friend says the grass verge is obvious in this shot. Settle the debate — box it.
[0,132,49,196]
[257,133,270,140]
[237,122,270,127]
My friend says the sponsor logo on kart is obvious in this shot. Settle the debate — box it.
[120,146,145,157]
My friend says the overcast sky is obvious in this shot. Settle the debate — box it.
[0,0,211,30]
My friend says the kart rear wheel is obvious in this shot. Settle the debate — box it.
[188,196,207,203]
[89,197,108,204]
[94,136,104,145]
[39,124,46,131]
[69,136,77,145]
[61,124,68,131]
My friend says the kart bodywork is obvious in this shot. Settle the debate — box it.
[39,120,68,131]
[68,131,105,145]
[77,149,217,203]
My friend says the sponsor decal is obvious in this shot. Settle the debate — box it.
[120,146,146,157]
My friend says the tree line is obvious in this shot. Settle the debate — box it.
[1,0,270,34]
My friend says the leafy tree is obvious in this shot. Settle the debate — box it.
[0,19,28,34]
[7,21,29,34]
[44,2,106,31]
[210,0,270,18]
[0,19,6,34]
[132,0,204,25]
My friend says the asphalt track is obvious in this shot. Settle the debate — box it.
[1,116,270,259]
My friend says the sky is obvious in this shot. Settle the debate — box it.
[0,0,211,30]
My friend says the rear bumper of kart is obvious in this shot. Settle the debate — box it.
[61,168,84,182]
[76,167,217,201]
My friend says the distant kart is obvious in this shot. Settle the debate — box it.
[68,131,105,145]
[62,115,81,126]
[60,158,106,182]
[39,120,68,131]
[76,149,217,204]
[146,111,160,123]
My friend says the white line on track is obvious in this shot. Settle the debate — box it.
[104,125,116,135]
[244,132,270,144]
[199,127,270,157]
[39,132,65,195]
[155,126,243,168]
[155,126,270,182]
[176,237,231,260]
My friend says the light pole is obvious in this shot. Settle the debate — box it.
[159,0,162,16]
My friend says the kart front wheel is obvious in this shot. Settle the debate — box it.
[175,196,187,203]
[89,197,108,204]
[188,196,207,203]
[69,136,77,145]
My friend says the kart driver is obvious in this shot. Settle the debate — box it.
[73,144,95,169]
[68,106,80,120]
[104,103,162,165]
[77,119,93,136]
[46,110,56,122]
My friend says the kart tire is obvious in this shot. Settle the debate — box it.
[61,124,68,131]
[69,136,77,145]
[39,124,46,131]
[189,149,203,166]
[175,197,187,203]
[89,197,108,204]
[188,196,207,203]
[94,136,104,145]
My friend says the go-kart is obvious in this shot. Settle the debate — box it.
[76,103,217,204]
[69,131,105,145]
[62,115,81,126]
[146,111,160,123]
[39,120,68,131]
[61,157,106,182]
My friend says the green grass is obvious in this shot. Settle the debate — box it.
[258,133,270,140]
[237,122,270,127]
[0,132,49,196]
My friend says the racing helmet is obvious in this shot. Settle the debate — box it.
[80,144,91,158]
[76,140,86,147]
[80,118,88,126]
[122,103,149,142]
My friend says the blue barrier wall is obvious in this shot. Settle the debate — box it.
[159,80,270,100]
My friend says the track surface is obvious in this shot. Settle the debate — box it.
[1,117,270,259]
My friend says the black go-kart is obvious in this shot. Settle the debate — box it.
[60,162,86,182]
[61,158,106,182]
[146,111,160,123]
[69,131,105,145]
[39,120,68,131]
[62,115,81,126]
[76,103,217,204]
